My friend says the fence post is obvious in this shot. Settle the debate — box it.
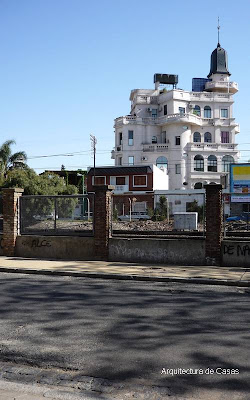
[93,185,114,260]
[204,184,223,265]
[2,188,24,257]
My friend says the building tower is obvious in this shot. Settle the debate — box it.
[111,39,239,190]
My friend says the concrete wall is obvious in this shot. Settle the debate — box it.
[109,237,206,265]
[222,240,250,267]
[15,235,95,260]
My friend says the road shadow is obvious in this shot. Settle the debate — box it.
[0,274,249,397]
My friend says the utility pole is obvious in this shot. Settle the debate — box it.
[90,134,97,184]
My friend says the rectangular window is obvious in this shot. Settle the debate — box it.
[175,164,181,174]
[93,176,106,185]
[208,160,217,172]
[128,130,133,146]
[175,136,180,145]
[128,156,134,165]
[221,131,229,143]
[116,176,125,185]
[119,132,122,145]
[162,131,166,143]
[221,108,228,118]
[152,109,158,118]
[164,105,168,115]
[179,107,185,114]
[133,175,147,186]
[118,157,122,165]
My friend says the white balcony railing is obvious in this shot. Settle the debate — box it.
[205,81,238,94]
[190,92,232,101]
[142,143,169,152]
[114,113,239,129]
[114,113,203,127]
[187,143,238,151]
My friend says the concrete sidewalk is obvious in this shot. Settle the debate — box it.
[0,256,249,287]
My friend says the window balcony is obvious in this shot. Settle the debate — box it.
[190,92,232,101]
[187,143,238,151]
[142,143,169,152]
[114,113,203,128]
[205,81,238,94]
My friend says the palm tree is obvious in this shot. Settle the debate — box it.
[0,140,27,178]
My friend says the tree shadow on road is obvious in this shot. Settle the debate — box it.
[0,274,249,397]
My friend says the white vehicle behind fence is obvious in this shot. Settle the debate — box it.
[118,212,150,221]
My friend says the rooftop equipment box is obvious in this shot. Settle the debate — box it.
[174,212,198,231]
[154,74,178,85]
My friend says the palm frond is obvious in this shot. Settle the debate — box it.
[9,151,27,163]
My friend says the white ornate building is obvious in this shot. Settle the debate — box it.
[111,40,239,190]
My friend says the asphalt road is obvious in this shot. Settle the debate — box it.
[0,272,249,399]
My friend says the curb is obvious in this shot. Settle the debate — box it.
[0,266,249,287]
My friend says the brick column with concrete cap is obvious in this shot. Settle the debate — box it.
[204,184,223,265]
[2,188,24,256]
[93,185,114,260]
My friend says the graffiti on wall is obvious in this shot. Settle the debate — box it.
[22,239,52,248]
[223,244,250,257]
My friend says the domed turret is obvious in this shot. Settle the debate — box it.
[207,43,230,78]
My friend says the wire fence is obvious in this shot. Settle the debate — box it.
[223,193,250,237]
[20,194,94,236]
[111,192,205,236]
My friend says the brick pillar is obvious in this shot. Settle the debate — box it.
[2,188,24,257]
[93,185,114,260]
[204,184,223,265]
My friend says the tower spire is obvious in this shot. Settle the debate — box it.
[217,16,220,47]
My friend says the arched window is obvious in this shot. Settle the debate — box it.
[194,182,203,189]
[194,155,204,171]
[204,106,211,118]
[156,156,168,170]
[222,155,234,172]
[193,132,201,142]
[204,132,212,143]
[208,155,217,172]
[193,105,201,116]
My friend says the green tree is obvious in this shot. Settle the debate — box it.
[0,140,27,182]
[186,200,204,222]
[2,168,79,221]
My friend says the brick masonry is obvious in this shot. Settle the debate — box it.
[204,184,223,265]
[2,188,24,257]
[93,185,114,260]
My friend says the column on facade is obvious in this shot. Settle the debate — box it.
[2,188,24,257]
[204,184,223,265]
[93,185,114,260]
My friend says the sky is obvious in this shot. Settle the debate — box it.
[0,0,250,173]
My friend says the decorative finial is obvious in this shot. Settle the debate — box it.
[217,16,220,47]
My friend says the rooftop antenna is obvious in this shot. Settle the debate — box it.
[217,16,220,47]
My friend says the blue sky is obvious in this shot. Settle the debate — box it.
[0,0,249,172]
